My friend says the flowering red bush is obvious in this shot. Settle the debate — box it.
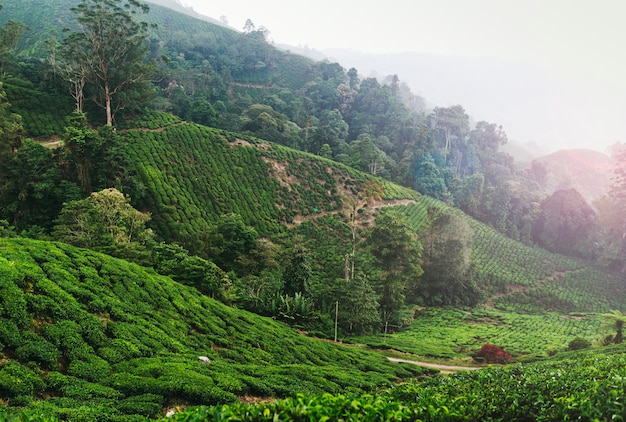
[473,343,512,364]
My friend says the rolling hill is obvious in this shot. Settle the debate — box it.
[0,236,423,419]
[1,1,626,420]
[530,148,614,206]
[118,114,626,314]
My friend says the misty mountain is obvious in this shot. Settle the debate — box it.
[531,148,614,206]
[317,48,625,153]
[145,0,226,26]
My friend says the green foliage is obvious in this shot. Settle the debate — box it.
[52,187,153,263]
[567,336,591,351]
[365,208,423,326]
[601,310,626,344]
[168,393,415,421]
[0,362,45,399]
[0,81,23,155]
[151,242,232,300]
[420,208,482,306]
[337,275,381,335]
[0,139,77,232]
[62,0,157,125]
[58,111,103,193]
[282,243,312,297]
[414,153,452,201]
[533,188,596,257]
[0,236,417,418]
[165,346,626,421]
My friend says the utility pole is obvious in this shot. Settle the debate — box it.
[334,300,339,342]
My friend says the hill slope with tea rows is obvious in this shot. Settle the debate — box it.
[0,236,424,420]
[123,118,626,316]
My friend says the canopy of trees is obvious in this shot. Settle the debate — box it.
[60,0,157,125]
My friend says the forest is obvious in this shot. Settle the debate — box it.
[1,0,626,420]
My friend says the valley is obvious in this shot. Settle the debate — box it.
[0,0,625,420]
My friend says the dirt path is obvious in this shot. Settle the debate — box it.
[387,357,482,374]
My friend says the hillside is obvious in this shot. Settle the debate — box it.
[0,0,238,57]
[165,344,626,420]
[120,116,626,313]
[1,1,626,419]
[530,148,614,206]
[0,236,422,419]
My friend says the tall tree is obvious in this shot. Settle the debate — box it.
[420,208,481,306]
[63,0,157,125]
[432,105,469,165]
[533,188,596,256]
[365,209,423,326]
[282,242,312,297]
[337,275,381,335]
[60,111,103,193]
[0,15,27,73]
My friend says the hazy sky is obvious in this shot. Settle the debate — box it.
[178,0,626,153]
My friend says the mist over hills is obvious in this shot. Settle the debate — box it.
[531,148,614,206]
[318,48,625,154]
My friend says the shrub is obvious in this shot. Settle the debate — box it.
[0,361,44,398]
[15,333,60,370]
[115,393,164,417]
[568,337,591,351]
[473,343,512,364]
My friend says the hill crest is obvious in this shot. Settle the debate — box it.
[532,148,614,205]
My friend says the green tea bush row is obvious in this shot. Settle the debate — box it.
[0,237,417,418]
[354,307,601,357]
[4,80,72,138]
[169,347,626,421]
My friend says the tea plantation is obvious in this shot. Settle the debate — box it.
[0,237,425,420]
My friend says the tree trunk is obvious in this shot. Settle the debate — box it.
[616,320,623,344]
[105,81,112,126]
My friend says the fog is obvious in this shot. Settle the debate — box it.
[174,0,626,154]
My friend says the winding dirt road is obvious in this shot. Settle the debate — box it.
[387,357,482,374]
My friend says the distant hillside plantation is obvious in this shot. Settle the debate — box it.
[532,149,614,206]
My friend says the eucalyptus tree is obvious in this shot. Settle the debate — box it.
[62,0,157,125]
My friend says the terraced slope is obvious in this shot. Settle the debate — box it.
[123,120,626,316]
[0,237,422,419]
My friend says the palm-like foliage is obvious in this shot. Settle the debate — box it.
[601,309,626,343]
